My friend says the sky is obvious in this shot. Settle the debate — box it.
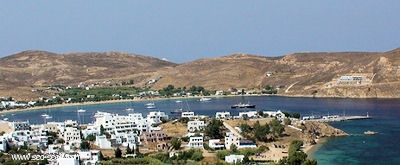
[1,1,400,63]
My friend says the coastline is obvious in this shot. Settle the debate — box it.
[0,95,242,115]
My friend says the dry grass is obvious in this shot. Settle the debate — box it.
[161,120,188,138]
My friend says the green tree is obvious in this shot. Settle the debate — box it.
[292,112,301,119]
[86,134,96,141]
[230,144,238,153]
[301,159,318,165]
[115,147,122,158]
[126,144,133,154]
[80,141,90,150]
[170,137,182,150]
[204,119,224,139]
[239,123,252,135]
[284,118,292,126]
[270,118,285,137]
[100,125,105,135]
[253,121,270,142]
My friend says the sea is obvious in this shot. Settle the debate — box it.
[2,96,400,164]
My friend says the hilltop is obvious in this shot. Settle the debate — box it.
[1,48,400,100]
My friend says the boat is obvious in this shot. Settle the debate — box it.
[77,109,86,113]
[3,118,8,121]
[146,105,156,109]
[45,115,53,119]
[146,102,155,106]
[41,113,50,117]
[171,108,183,114]
[175,100,182,103]
[364,131,378,135]
[231,103,256,109]
[199,97,212,102]
[125,108,134,111]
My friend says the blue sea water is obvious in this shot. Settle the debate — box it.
[2,96,400,164]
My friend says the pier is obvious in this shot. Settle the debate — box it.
[303,113,371,122]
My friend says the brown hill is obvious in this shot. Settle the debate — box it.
[0,50,176,100]
[1,48,400,100]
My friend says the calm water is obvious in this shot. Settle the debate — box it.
[3,96,400,164]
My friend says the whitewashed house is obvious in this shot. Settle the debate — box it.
[188,136,203,148]
[95,135,112,149]
[225,154,245,164]
[208,139,225,150]
[187,120,205,132]
[62,127,81,146]
[216,112,231,119]
[225,132,240,150]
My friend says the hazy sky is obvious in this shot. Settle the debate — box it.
[1,1,399,63]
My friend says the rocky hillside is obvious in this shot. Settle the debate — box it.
[1,48,400,100]
[0,50,176,99]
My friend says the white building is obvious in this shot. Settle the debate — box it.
[188,136,203,148]
[263,110,286,119]
[0,136,7,152]
[10,120,30,131]
[63,127,81,146]
[225,154,245,164]
[215,90,224,95]
[187,120,205,132]
[78,150,100,165]
[95,135,112,149]
[57,157,79,165]
[147,111,169,125]
[238,111,258,118]
[208,139,225,150]
[216,112,231,119]
[181,111,195,118]
[225,132,240,150]
[111,133,140,148]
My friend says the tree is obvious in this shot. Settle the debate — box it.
[292,112,301,119]
[126,144,133,154]
[253,121,270,142]
[242,114,249,120]
[301,159,318,165]
[270,118,285,137]
[239,123,252,135]
[86,134,96,141]
[170,137,182,150]
[204,119,224,139]
[230,144,238,153]
[80,141,90,150]
[115,147,122,158]
[100,125,105,135]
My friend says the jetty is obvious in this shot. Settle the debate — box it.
[303,113,371,122]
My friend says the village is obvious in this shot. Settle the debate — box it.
[0,103,338,165]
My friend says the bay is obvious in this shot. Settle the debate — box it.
[3,96,400,164]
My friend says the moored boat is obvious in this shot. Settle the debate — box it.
[171,108,183,114]
[231,103,256,109]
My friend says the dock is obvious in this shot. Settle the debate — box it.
[305,115,371,122]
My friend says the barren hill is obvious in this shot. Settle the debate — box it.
[1,48,400,100]
[0,50,176,99]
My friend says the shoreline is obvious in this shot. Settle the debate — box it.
[0,95,244,115]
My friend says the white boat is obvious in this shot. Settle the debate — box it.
[41,113,50,117]
[146,102,155,106]
[125,108,134,111]
[175,100,182,103]
[146,105,156,109]
[3,118,8,121]
[199,97,212,102]
[45,115,53,119]
[77,109,86,113]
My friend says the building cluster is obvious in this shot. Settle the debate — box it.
[0,109,172,165]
